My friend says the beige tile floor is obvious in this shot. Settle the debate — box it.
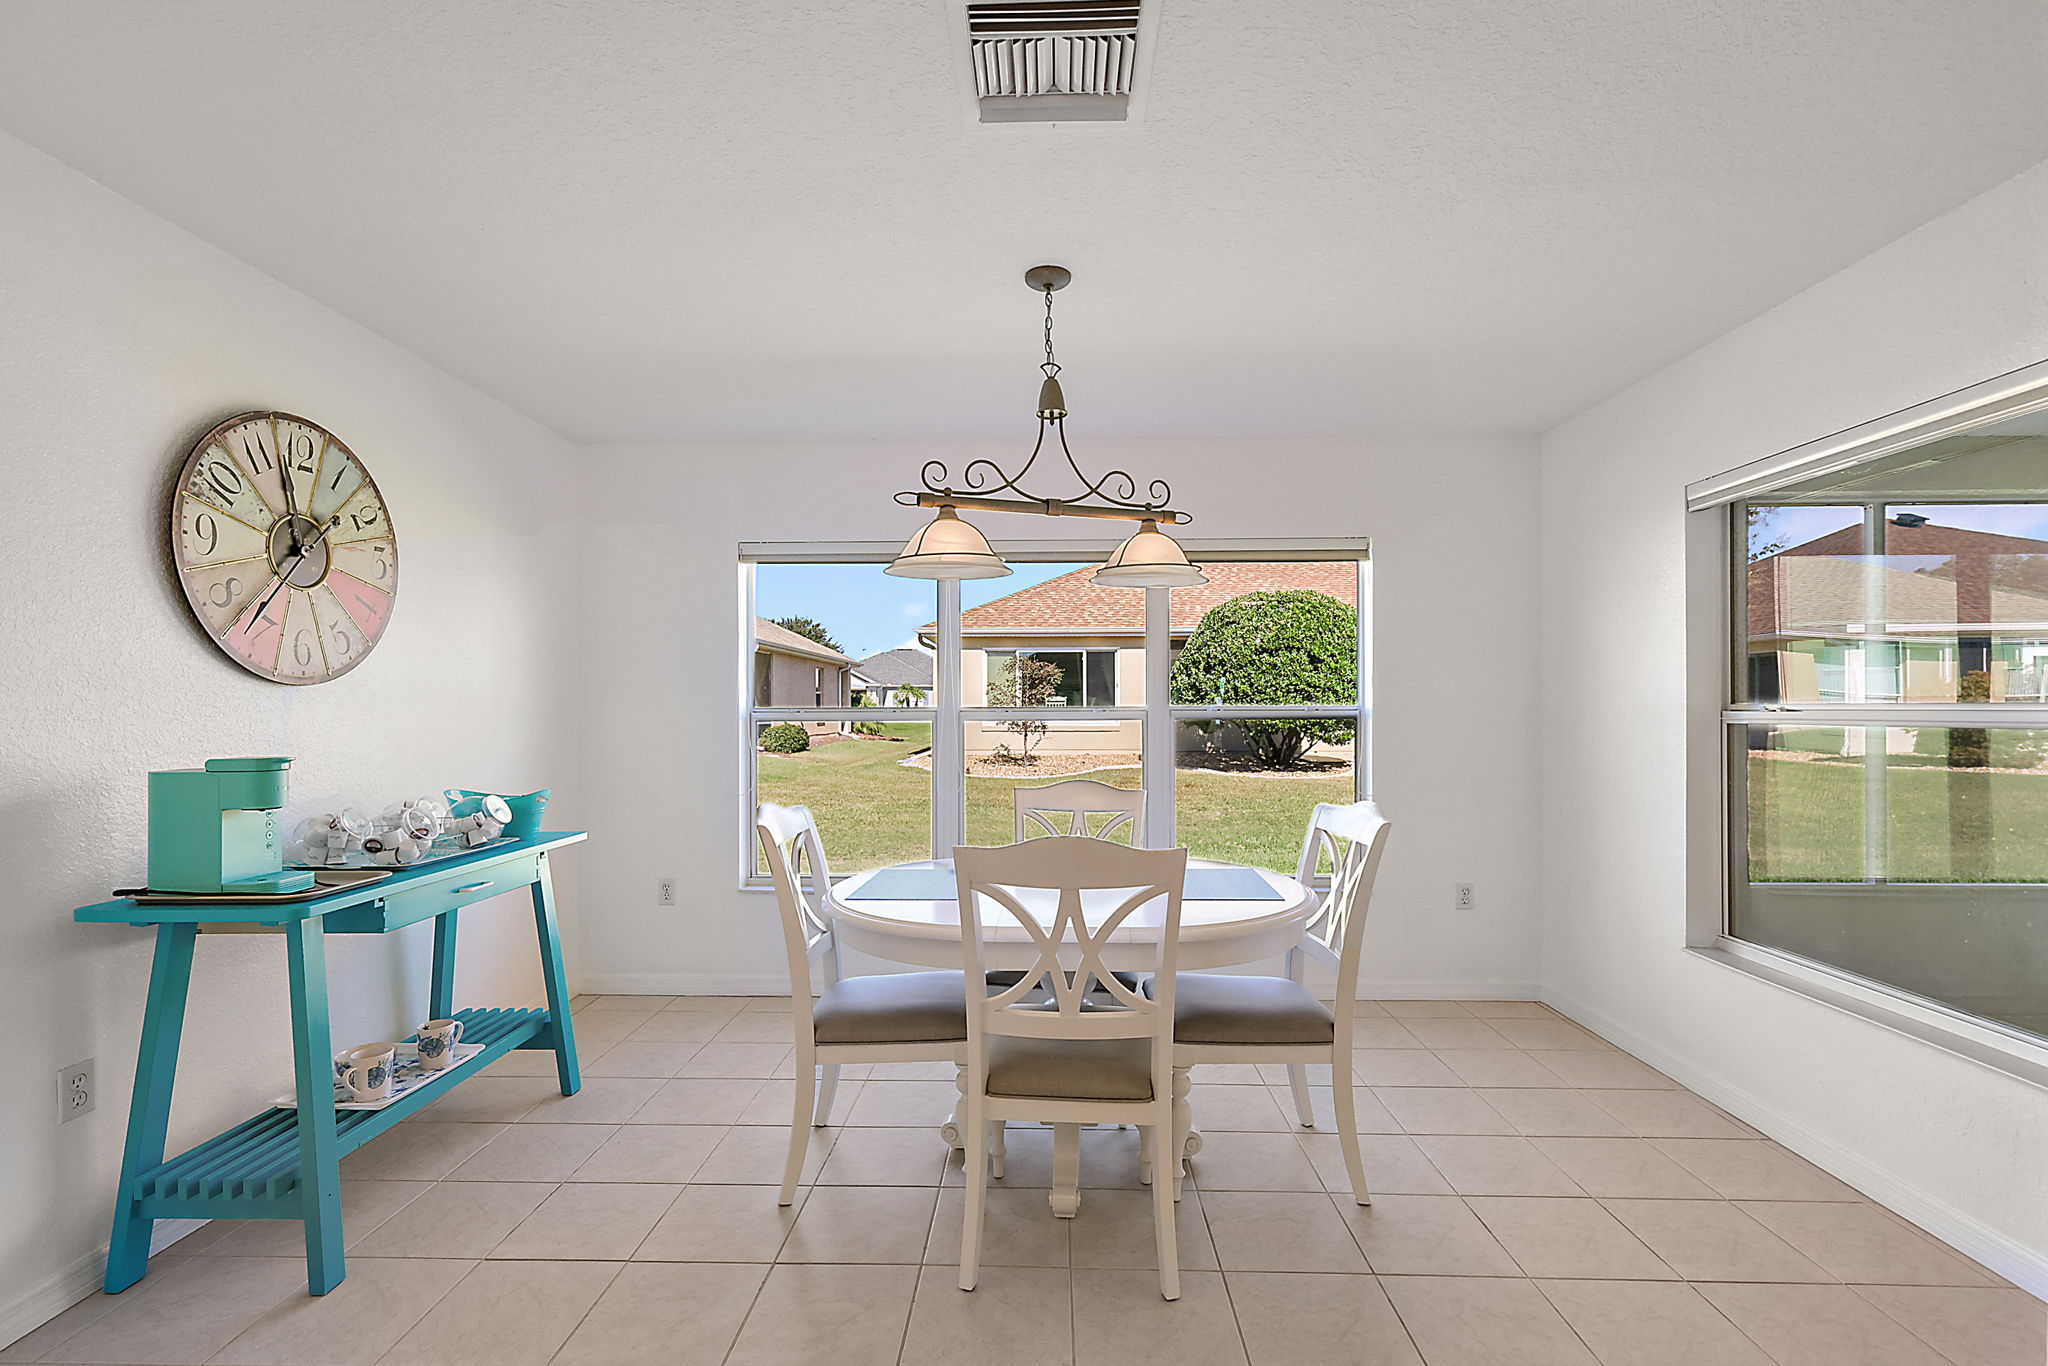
[7,994,2043,1366]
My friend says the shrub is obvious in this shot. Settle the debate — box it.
[759,723,811,754]
[1170,589,1356,768]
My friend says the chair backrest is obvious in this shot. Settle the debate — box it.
[1292,801,1393,1004]
[1012,779,1145,843]
[953,837,1186,1052]
[756,803,838,1023]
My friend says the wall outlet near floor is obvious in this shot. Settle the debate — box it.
[657,877,677,906]
[58,1060,93,1121]
[1454,882,1476,911]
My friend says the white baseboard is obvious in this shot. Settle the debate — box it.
[578,971,1540,1001]
[1542,986,2048,1300]
[577,972,793,996]
[0,1219,206,1353]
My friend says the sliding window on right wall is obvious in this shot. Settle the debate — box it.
[1717,397,2048,1042]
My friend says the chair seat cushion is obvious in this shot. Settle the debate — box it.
[1150,973,1336,1045]
[985,1035,1154,1102]
[812,971,969,1045]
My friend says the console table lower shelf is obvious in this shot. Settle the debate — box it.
[134,1007,548,1215]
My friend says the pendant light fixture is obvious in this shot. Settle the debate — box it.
[888,265,1204,587]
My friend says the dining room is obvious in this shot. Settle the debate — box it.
[4,2,2048,1363]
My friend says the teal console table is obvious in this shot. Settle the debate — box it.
[74,831,586,1296]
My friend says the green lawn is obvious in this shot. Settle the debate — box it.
[1748,754,2048,882]
[757,722,1353,874]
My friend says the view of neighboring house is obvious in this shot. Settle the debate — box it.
[1748,515,2048,704]
[921,562,1357,755]
[851,647,933,707]
[754,617,853,735]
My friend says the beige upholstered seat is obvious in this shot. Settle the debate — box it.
[812,971,969,1045]
[1148,973,1335,1046]
[986,1034,1153,1101]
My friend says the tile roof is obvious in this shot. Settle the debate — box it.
[853,648,934,686]
[1749,521,2048,637]
[754,617,854,665]
[928,561,1359,638]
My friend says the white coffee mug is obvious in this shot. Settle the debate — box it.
[415,1018,465,1070]
[335,1043,397,1102]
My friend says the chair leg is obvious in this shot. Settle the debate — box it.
[1333,1052,1370,1206]
[1149,1123,1180,1301]
[1287,1062,1314,1128]
[960,1104,988,1291]
[780,1059,816,1206]
[813,1063,841,1127]
[989,1118,1007,1179]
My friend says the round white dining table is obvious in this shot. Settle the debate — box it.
[827,856,1318,1217]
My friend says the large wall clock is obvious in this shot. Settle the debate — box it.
[170,412,397,684]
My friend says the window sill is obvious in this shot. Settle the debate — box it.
[1691,938,2048,1091]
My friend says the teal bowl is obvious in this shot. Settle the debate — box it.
[450,788,551,840]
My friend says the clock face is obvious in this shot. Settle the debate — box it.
[171,412,397,684]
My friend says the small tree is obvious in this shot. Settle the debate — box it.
[893,683,927,706]
[849,690,884,736]
[1169,590,1355,768]
[769,616,842,653]
[985,654,1063,764]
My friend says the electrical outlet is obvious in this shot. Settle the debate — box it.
[1454,882,1476,911]
[657,877,677,906]
[58,1060,94,1121]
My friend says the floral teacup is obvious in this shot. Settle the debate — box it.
[415,1018,465,1070]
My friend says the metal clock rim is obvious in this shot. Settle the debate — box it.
[169,410,399,686]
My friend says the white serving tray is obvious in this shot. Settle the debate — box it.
[272,1041,485,1112]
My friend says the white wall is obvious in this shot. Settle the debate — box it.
[1538,159,2048,1289]
[0,132,582,1334]
[576,435,1542,998]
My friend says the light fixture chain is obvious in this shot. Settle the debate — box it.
[1042,284,1058,375]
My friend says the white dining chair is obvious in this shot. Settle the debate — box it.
[953,836,1188,1299]
[757,803,970,1205]
[1156,800,1391,1204]
[1012,779,1145,843]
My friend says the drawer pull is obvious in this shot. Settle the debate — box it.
[451,881,494,894]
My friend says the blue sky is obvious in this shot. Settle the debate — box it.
[1750,503,2048,560]
[755,561,1086,660]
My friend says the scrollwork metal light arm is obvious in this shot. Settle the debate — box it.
[894,265,1188,526]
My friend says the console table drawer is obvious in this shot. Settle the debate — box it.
[326,851,545,933]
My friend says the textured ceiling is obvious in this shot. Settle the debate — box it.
[0,1,2043,442]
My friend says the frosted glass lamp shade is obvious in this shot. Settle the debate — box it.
[885,506,1012,580]
[1090,520,1208,587]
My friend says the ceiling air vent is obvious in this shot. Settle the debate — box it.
[967,1,1140,123]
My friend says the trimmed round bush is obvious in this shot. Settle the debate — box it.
[759,723,811,754]
[1169,589,1356,767]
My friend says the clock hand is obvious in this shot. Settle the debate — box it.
[246,515,343,628]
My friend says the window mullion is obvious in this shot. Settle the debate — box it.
[934,577,965,856]
[1143,584,1174,848]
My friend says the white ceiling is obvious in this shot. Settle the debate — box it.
[0,1,2043,443]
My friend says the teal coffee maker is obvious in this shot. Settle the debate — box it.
[148,757,316,895]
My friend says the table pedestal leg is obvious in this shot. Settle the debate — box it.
[1173,1068,1199,1200]
[940,1064,967,1149]
[1049,1124,1081,1218]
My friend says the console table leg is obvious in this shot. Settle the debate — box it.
[531,856,580,1095]
[429,909,458,1022]
[285,918,345,1295]
[105,922,197,1293]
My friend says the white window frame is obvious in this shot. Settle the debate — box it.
[1686,356,2048,1087]
[739,538,1371,886]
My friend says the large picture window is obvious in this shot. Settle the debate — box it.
[1718,401,2048,1044]
[742,542,1369,883]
